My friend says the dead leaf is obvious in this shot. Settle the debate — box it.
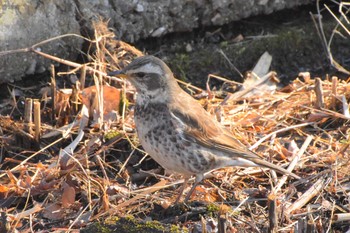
[43,203,64,220]
[0,185,10,193]
[81,85,122,116]
[62,183,76,208]
[306,112,329,123]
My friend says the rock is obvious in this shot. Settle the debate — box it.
[135,4,145,13]
[0,0,81,83]
[186,43,193,53]
[0,0,315,83]
[151,27,167,37]
[211,13,224,25]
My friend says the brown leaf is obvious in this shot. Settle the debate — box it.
[43,203,64,220]
[81,85,122,116]
[0,184,10,193]
[306,112,329,123]
[62,183,76,208]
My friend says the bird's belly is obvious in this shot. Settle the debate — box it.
[135,118,215,176]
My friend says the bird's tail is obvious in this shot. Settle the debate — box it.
[249,157,300,180]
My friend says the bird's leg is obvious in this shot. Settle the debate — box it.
[183,175,204,203]
[174,178,189,204]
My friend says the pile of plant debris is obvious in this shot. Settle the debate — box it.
[0,21,349,232]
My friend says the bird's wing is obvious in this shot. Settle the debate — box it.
[170,103,259,160]
[170,94,300,179]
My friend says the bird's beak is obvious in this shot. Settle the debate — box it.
[108,70,128,79]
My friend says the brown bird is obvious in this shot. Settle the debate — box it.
[112,55,300,203]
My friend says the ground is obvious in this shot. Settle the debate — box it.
[136,5,350,87]
[0,3,349,233]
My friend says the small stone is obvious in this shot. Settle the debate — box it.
[151,26,166,37]
[36,64,46,73]
[185,43,193,52]
[25,59,37,75]
[258,0,268,4]
[135,4,144,13]
[69,74,78,84]
[211,13,223,25]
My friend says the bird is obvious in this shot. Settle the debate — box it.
[111,55,300,203]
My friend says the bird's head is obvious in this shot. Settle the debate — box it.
[110,56,178,102]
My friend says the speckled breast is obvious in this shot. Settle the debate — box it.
[134,102,215,176]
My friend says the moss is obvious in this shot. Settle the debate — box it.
[104,130,121,141]
[220,40,228,48]
[92,216,188,233]
[104,216,120,225]
[124,214,136,222]
[163,15,349,89]
[80,222,112,233]
[138,220,166,231]
[172,53,191,81]
[170,224,186,233]
[206,203,220,213]
[95,223,112,233]
[119,91,129,114]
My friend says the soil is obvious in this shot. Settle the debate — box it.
[1,3,349,232]
[135,4,350,88]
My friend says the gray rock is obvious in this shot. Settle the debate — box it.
[0,0,81,83]
[135,3,145,13]
[0,0,315,83]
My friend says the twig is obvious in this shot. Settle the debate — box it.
[306,218,316,233]
[218,49,243,78]
[332,213,350,223]
[33,100,41,142]
[217,213,227,233]
[341,95,350,118]
[250,122,313,150]
[285,176,330,214]
[50,65,56,121]
[80,64,87,89]
[324,4,350,36]
[32,48,123,82]
[113,180,168,211]
[176,79,203,92]
[331,76,338,110]
[14,203,42,221]
[314,78,324,109]
[272,135,313,195]
[208,73,242,86]
[219,71,278,107]
[268,193,278,233]
[118,149,136,176]
[24,98,33,134]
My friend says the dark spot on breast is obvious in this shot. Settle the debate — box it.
[170,136,177,143]
[175,150,181,157]
[183,140,191,147]
[197,153,207,165]
[153,135,159,142]
[187,153,195,161]
[176,144,185,150]
[208,156,216,168]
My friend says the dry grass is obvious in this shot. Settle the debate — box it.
[0,21,349,233]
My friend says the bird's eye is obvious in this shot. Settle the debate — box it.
[136,72,146,78]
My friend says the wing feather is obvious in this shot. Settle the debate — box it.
[170,91,300,179]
